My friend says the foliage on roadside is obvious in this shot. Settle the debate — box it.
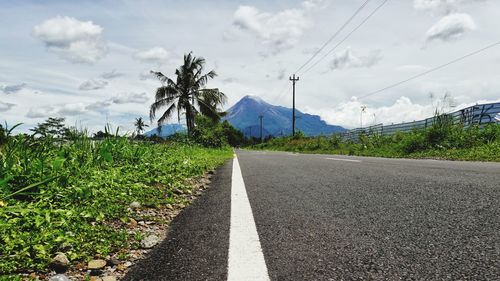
[0,123,232,274]
[252,123,500,161]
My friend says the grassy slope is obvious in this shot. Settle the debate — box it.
[253,124,500,162]
[0,136,232,274]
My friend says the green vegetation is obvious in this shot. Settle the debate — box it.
[253,123,500,161]
[0,121,232,274]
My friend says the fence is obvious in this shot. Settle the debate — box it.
[340,102,500,141]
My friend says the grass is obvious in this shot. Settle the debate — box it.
[0,128,232,275]
[252,123,500,162]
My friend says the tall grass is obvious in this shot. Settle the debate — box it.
[254,123,500,161]
[0,125,232,274]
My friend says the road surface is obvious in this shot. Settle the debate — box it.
[124,150,500,280]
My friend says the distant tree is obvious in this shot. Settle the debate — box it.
[221,121,244,146]
[92,130,113,139]
[149,52,226,136]
[30,117,69,138]
[134,117,149,135]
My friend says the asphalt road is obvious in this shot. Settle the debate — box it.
[125,150,500,280]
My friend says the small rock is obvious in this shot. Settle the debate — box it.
[89,277,102,281]
[107,256,121,266]
[102,276,117,281]
[89,269,103,276]
[166,204,173,210]
[141,234,160,249]
[50,253,70,273]
[128,218,137,228]
[49,274,71,281]
[129,201,141,209]
[88,259,107,270]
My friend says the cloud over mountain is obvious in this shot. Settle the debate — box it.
[33,16,108,64]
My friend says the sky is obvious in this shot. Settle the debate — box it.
[1,0,499,133]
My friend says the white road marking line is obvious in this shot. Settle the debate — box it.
[326,157,361,163]
[228,156,270,281]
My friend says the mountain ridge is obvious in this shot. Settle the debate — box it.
[223,95,345,137]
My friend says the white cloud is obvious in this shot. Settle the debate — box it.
[302,0,326,10]
[414,0,451,11]
[232,3,313,55]
[79,79,108,90]
[414,0,487,11]
[58,103,87,116]
[426,13,476,42]
[134,47,170,64]
[329,49,382,70]
[85,92,150,112]
[307,94,500,129]
[1,83,26,94]
[26,106,56,118]
[86,100,112,111]
[111,92,149,104]
[33,16,108,64]
[307,96,435,128]
[100,70,124,79]
[0,101,15,112]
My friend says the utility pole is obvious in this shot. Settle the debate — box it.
[289,74,300,136]
[259,115,263,143]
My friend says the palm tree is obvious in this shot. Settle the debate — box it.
[134,117,148,135]
[149,52,226,135]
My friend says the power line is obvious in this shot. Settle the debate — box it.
[264,0,375,115]
[294,0,372,74]
[359,41,500,100]
[300,0,389,76]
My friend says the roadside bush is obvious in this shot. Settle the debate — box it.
[192,116,227,148]
[329,134,342,149]
[399,131,427,153]
[251,122,500,161]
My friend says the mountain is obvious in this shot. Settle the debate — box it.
[143,124,186,138]
[223,95,345,137]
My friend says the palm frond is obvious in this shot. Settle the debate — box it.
[150,97,176,121]
[155,85,180,101]
[195,70,217,89]
[157,103,177,126]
